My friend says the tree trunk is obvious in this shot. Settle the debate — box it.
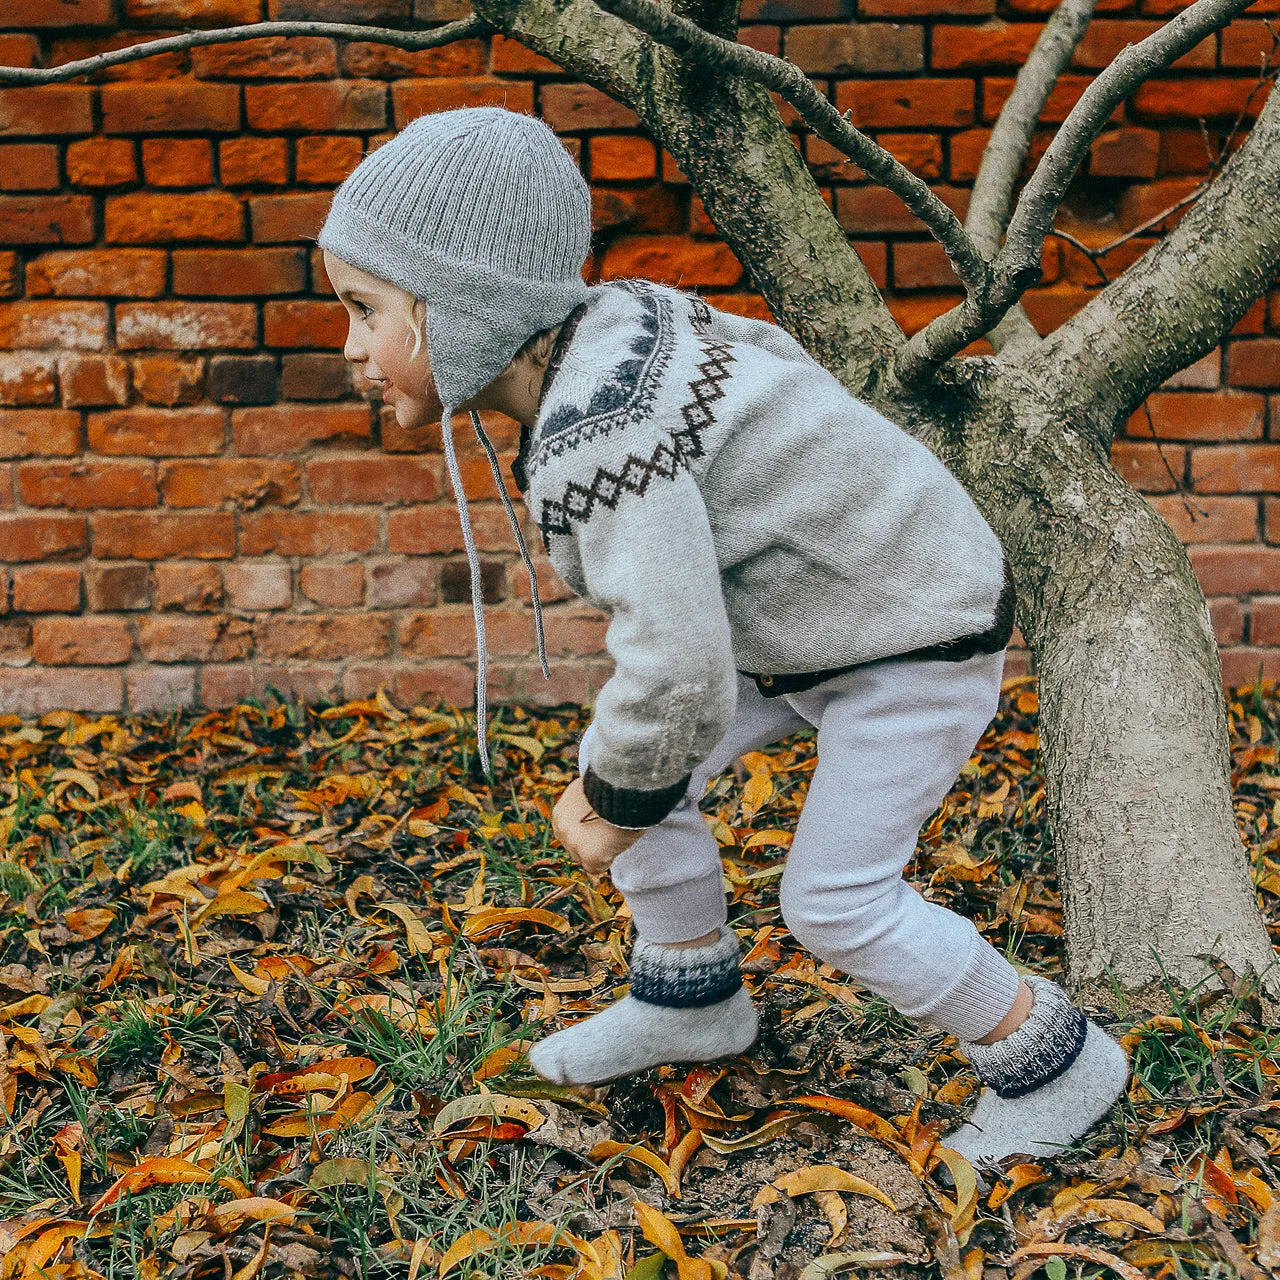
[928,366,1278,1004]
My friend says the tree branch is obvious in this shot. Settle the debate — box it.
[591,0,991,298]
[0,17,493,84]
[1024,76,1280,445]
[895,0,1258,386]
[967,0,1100,352]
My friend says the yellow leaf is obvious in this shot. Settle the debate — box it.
[933,1146,979,1237]
[63,908,114,940]
[432,1094,545,1133]
[205,1198,296,1233]
[461,907,569,941]
[228,958,270,996]
[633,1201,712,1280]
[752,1165,896,1213]
[740,829,794,850]
[592,1140,681,1199]
[383,902,436,956]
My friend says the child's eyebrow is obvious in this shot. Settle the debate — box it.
[336,286,375,304]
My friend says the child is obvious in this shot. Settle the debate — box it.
[318,105,1130,1170]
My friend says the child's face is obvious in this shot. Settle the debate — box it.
[324,250,443,432]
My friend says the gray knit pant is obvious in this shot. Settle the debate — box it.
[579,648,1023,1042]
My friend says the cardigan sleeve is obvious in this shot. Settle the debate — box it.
[530,431,738,828]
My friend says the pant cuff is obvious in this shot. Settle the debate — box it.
[907,929,1023,1041]
[622,868,728,944]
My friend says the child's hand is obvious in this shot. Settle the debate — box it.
[551,776,645,881]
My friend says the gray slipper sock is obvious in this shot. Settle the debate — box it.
[529,926,758,1086]
[943,974,1130,1170]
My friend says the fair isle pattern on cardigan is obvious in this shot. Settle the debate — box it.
[519,278,1012,829]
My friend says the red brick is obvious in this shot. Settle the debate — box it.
[222,561,292,610]
[117,302,257,351]
[1126,389,1264,441]
[835,78,973,128]
[885,292,965,336]
[399,608,531,658]
[219,136,289,187]
[92,512,236,559]
[201,662,342,708]
[1162,351,1220,390]
[1146,494,1259,543]
[1109,440,1187,492]
[1209,596,1244,645]
[4,0,114,26]
[1191,445,1280,493]
[48,31,187,83]
[89,405,224,456]
[0,514,86,561]
[1225,340,1280,389]
[1074,20,1214,69]
[393,78,536,127]
[588,135,657,183]
[0,355,58,407]
[105,192,245,244]
[1254,491,1276,538]
[248,192,332,243]
[141,137,214,187]
[1220,21,1277,69]
[239,510,378,556]
[307,455,441,504]
[61,354,131,408]
[0,87,94,137]
[0,408,81,458]
[0,668,122,715]
[0,195,95,245]
[1132,79,1264,122]
[295,135,363,185]
[132,355,205,406]
[836,184,969,234]
[66,137,137,187]
[12,566,80,613]
[154,560,222,611]
[128,665,195,713]
[860,0,992,12]
[365,558,434,607]
[300,561,364,607]
[245,82,386,131]
[482,34,557,75]
[160,459,301,507]
[931,21,1039,69]
[1156,127,1219,176]
[137,615,252,662]
[386,504,514,556]
[983,76,1127,124]
[0,252,18,298]
[1020,286,1093,334]
[124,0,262,21]
[1252,599,1280,646]
[233,403,370,453]
[257,613,391,660]
[0,143,59,192]
[786,23,923,72]
[1117,177,1203,232]
[0,37,39,68]
[1089,128,1161,178]
[101,83,241,134]
[1231,298,1267,338]
[262,299,346,348]
[598,236,743,288]
[893,240,961,290]
[1189,545,1280,595]
[19,461,156,509]
[508,553,575,606]
[85,563,150,611]
[192,36,338,79]
[171,247,306,297]
[592,185,684,236]
[26,249,168,299]
[32,616,132,666]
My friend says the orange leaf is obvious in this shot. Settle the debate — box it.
[89,1157,213,1213]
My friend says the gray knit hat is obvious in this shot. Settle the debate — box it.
[318,107,596,778]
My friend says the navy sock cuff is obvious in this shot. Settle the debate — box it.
[962,975,1089,1099]
[628,926,744,1009]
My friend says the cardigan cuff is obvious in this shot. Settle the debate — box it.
[582,765,693,829]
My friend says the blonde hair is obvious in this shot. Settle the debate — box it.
[401,292,553,370]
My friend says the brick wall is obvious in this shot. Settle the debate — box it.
[0,0,1277,717]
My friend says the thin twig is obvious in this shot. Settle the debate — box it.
[896,0,1260,385]
[591,0,990,299]
[0,16,493,85]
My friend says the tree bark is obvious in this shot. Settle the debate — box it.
[930,367,1278,1002]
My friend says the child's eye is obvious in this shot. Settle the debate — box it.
[354,301,372,318]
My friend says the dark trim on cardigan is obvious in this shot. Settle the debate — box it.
[740,552,1017,699]
[582,765,693,829]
